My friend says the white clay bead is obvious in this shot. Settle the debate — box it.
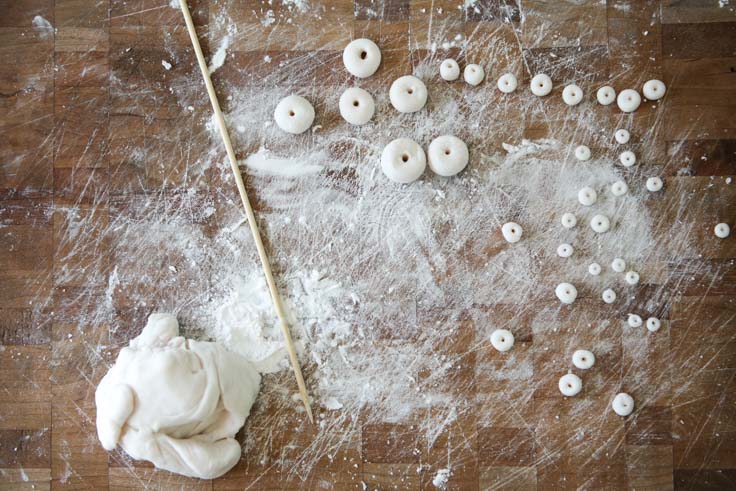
[574,145,591,161]
[559,373,582,397]
[557,243,574,258]
[338,87,375,125]
[611,180,628,196]
[440,59,460,81]
[611,258,626,273]
[530,73,552,96]
[646,317,661,332]
[428,135,469,177]
[389,75,427,113]
[497,73,518,93]
[561,213,577,229]
[343,38,381,78]
[617,89,641,113]
[274,95,315,134]
[602,288,617,304]
[646,177,663,192]
[578,186,597,206]
[464,64,484,86]
[490,329,514,352]
[625,271,640,285]
[501,222,523,243]
[572,349,595,370]
[715,223,730,238]
[614,129,630,144]
[596,85,616,105]
[627,314,642,327]
[380,138,426,184]
[588,262,602,276]
[642,79,666,100]
[562,84,583,106]
[591,214,611,233]
[612,393,634,416]
[555,283,577,304]
[619,151,636,167]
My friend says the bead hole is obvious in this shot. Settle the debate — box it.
[353,100,359,107]
[407,88,413,94]
[401,154,409,162]
[444,149,450,155]
[289,110,295,117]
[360,51,367,60]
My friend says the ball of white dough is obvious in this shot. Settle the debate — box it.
[380,138,426,184]
[556,283,578,304]
[559,373,582,397]
[530,73,552,96]
[274,95,315,134]
[557,243,574,258]
[617,89,641,113]
[619,151,636,167]
[572,349,595,370]
[627,314,643,327]
[614,129,630,144]
[642,79,666,101]
[646,177,663,192]
[464,64,484,86]
[343,38,381,78]
[501,222,523,243]
[578,186,597,206]
[715,223,731,238]
[575,145,591,161]
[562,84,583,106]
[338,87,375,125]
[596,85,616,105]
[591,214,611,233]
[646,317,661,332]
[428,135,469,177]
[602,288,617,304]
[611,258,626,273]
[389,75,427,113]
[561,213,577,229]
[611,180,629,196]
[625,271,640,285]
[612,393,634,416]
[589,262,602,276]
[440,59,460,81]
[497,73,518,93]
[490,329,514,352]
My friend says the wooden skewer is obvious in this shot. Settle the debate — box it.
[178,0,314,424]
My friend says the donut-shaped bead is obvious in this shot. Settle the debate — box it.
[343,38,381,78]
[274,95,315,134]
[339,87,375,125]
[380,138,426,184]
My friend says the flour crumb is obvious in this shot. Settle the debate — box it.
[433,468,451,488]
[161,60,172,70]
[31,15,53,38]
[208,35,231,74]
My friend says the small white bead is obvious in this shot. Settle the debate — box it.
[427,135,469,177]
[596,85,616,105]
[490,329,514,352]
[439,58,460,81]
[574,145,591,161]
[561,213,577,229]
[464,64,485,86]
[611,258,626,273]
[588,262,602,276]
[343,38,381,78]
[562,84,583,106]
[530,73,552,96]
[611,180,629,196]
[602,288,617,304]
[614,129,630,144]
[389,75,427,113]
[559,373,582,397]
[555,283,577,304]
[380,138,426,184]
[715,223,731,238]
[578,186,597,206]
[646,177,663,192]
[572,349,595,370]
[274,95,315,134]
[501,222,523,243]
[590,214,611,233]
[617,89,641,113]
[338,87,375,125]
[642,79,666,101]
[619,151,636,167]
[497,73,518,93]
[646,317,661,332]
[627,314,643,327]
[557,243,574,258]
[625,271,640,285]
[612,393,634,416]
